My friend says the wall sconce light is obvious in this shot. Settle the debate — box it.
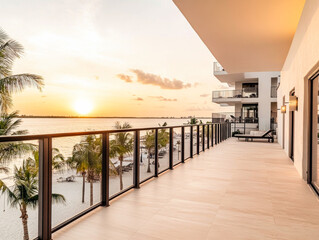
[289,95,298,111]
[281,105,286,113]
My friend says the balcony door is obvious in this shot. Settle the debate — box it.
[310,73,319,194]
[242,104,258,123]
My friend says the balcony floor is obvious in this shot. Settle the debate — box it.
[53,138,319,240]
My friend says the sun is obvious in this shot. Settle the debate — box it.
[73,98,93,115]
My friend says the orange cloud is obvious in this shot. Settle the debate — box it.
[149,96,177,101]
[117,74,133,83]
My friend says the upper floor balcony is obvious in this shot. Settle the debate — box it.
[213,61,226,74]
[212,87,258,105]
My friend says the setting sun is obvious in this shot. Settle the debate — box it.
[73,98,93,115]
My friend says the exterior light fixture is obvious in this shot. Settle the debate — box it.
[281,105,286,113]
[289,95,298,111]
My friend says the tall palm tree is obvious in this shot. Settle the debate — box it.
[0,29,43,113]
[0,159,65,240]
[68,135,101,206]
[109,122,133,191]
[0,111,36,173]
[143,126,170,173]
[144,130,155,173]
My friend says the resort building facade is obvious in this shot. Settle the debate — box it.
[212,63,280,131]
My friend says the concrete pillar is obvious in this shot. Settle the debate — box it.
[258,74,271,130]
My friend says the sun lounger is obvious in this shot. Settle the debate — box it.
[235,130,274,142]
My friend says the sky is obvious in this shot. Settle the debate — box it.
[1,0,230,117]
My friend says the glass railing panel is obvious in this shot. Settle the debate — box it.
[200,126,203,151]
[209,125,213,146]
[213,124,217,144]
[204,125,208,149]
[193,127,197,155]
[140,130,155,182]
[184,127,191,159]
[173,128,182,165]
[51,135,101,228]
[109,131,134,197]
[0,140,39,240]
[158,128,170,173]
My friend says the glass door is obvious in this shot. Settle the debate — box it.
[242,104,258,123]
[310,75,319,193]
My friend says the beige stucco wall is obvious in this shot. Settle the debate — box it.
[277,0,319,179]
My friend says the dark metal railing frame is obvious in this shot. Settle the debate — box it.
[0,123,231,240]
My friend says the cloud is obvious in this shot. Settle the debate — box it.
[117,74,133,83]
[193,82,201,87]
[41,95,47,98]
[149,96,177,102]
[133,97,143,101]
[200,94,210,97]
[130,69,191,89]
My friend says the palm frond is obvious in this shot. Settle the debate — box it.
[52,193,66,204]
[0,90,12,114]
[0,179,18,207]
[0,74,44,93]
[0,166,9,173]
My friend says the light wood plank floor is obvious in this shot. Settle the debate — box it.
[53,139,319,240]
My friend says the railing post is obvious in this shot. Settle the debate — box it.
[169,128,174,170]
[218,124,220,143]
[38,137,52,240]
[190,126,193,158]
[101,133,110,207]
[197,125,200,154]
[134,130,140,188]
[181,127,185,163]
[207,125,210,149]
[154,129,159,177]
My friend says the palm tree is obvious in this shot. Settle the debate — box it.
[68,135,102,206]
[188,117,198,125]
[0,111,37,173]
[27,148,65,174]
[144,130,155,173]
[0,29,44,113]
[109,122,133,191]
[0,159,65,240]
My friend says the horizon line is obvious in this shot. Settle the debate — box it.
[17,115,213,119]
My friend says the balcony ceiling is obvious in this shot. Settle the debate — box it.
[173,0,305,73]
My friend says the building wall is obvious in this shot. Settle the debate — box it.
[277,0,319,179]
[245,72,280,130]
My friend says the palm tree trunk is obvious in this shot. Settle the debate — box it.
[90,180,93,206]
[119,155,123,190]
[20,205,29,240]
[147,152,151,173]
[82,172,86,203]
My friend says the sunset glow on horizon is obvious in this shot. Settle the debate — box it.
[2,0,231,117]
[73,98,94,115]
